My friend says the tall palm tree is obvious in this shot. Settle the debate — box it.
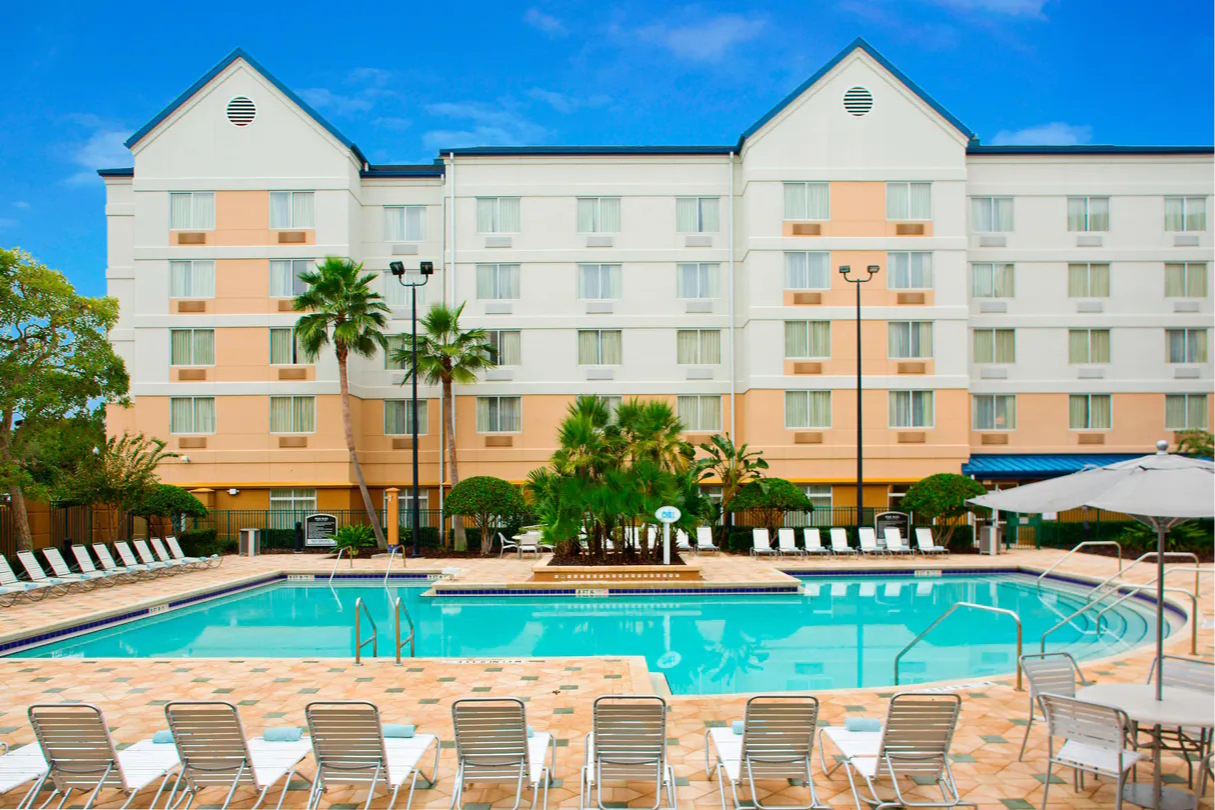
[614,398,694,472]
[294,257,390,548]
[393,302,495,549]
[697,434,768,548]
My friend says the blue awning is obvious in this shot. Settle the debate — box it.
[962,453,1143,480]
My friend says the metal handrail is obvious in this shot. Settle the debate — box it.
[1094,584,1200,656]
[383,545,404,589]
[353,597,378,665]
[1039,589,1121,653]
[1086,552,1200,597]
[1036,541,1123,585]
[393,596,415,665]
[328,547,348,588]
[894,602,1023,690]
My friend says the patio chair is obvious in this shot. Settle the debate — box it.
[856,528,885,557]
[1140,655,1214,786]
[882,529,912,555]
[133,540,190,574]
[115,541,172,576]
[0,739,49,809]
[581,695,675,810]
[151,537,202,571]
[94,543,158,580]
[675,530,694,554]
[0,554,60,603]
[17,550,92,593]
[168,536,223,569]
[829,528,857,556]
[914,528,949,556]
[71,544,134,585]
[802,529,831,556]
[695,527,720,553]
[750,529,778,557]
[499,532,540,559]
[26,703,180,810]
[305,700,440,810]
[1037,694,1143,810]
[776,528,805,557]
[704,695,828,810]
[43,547,115,587]
[451,697,555,810]
[1017,652,1090,760]
[164,700,312,810]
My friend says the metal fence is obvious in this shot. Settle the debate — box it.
[189,508,445,548]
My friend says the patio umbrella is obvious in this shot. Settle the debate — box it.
[969,441,1214,700]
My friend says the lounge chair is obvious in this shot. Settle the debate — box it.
[451,697,555,810]
[43,547,115,587]
[151,537,202,571]
[856,528,885,557]
[1037,694,1143,810]
[914,528,949,556]
[164,700,312,810]
[167,536,223,569]
[305,700,440,810]
[675,530,694,554]
[133,540,190,574]
[829,529,857,557]
[27,703,180,810]
[71,545,134,585]
[581,695,675,810]
[882,529,912,555]
[750,529,778,557]
[94,543,157,580]
[114,541,171,577]
[1017,652,1090,761]
[705,694,828,810]
[17,550,92,593]
[695,527,719,554]
[0,740,49,808]
[802,529,831,556]
[776,528,805,557]
[0,555,59,603]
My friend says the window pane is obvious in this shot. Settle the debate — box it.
[995,198,1013,231]
[677,330,700,364]
[292,192,314,229]
[270,261,293,297]
[700,330,721,364]
[170,194,192,229]
[194,398,216,434]
[1188,395,1208,429]
[1185,197,1206,231]
[785,322,808,358]
[384,207,405,242]
[1068,330,1088,364]
[385,401,405,435]
[193,330,214,365]
[404,207,425,241]
[477,198,496,233]
[973,330,994,364]
[785,391,808,428]
[1067,198,1087,232]
[1090,330,1110,363]
[908,183,931,219]
[169,398,194,433]
[806,183,829,219]
[270,192,291,229]
[498,331,521,365]
[1164,197,1184,231]
[599,198,621,232]
[499,198,520,232]
[1090,395,1111,429]
[170,330,192,365]
[784,184,807,220]
[293,396,315,432]
[1088,197,1109,231]
[972,264,993,298]
[994,264,1015,297]
[675,198,698,232]
[270,328,294,364]
[577,199,597,233]
[994,329,1014,363]
[699,198,719,232]
[886,183,908,220]
[1165,395,1186,429]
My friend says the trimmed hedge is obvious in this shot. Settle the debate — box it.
[178,528,237,557]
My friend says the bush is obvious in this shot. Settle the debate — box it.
[900,474,987,545]
[444,477,528,555]
[729,478,813,536]
[178,528,236,557]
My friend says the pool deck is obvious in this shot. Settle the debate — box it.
[0,548,1210,808]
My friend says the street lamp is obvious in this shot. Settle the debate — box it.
[839,264,880,532]
[390,260,435,558]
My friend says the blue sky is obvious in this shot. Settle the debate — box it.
[1,0,1211,297]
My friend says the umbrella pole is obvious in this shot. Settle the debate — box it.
[1155,523,1165,702]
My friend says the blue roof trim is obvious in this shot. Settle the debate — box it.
[361,165,446,178]
[97,167,135,177]
[968,145,1214,156]
[962,453,1142,479]
[442,145,735,156]
[737,37,974,148]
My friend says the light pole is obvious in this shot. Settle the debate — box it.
[389,260,434,558]
[839,264,880,532]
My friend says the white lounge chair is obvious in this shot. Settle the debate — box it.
[167,536,223,569]
[774,528,802,557]
[151,537,201,571]
[802,529,831,556]
[43,547,114,587]
[581,695,676,810]
[1037,694,1143,810]
[94,543,157,580]
[71,545,133,585]
[829,529,856,557]
[133,540,189,574]
[856,528,885,557]
[882,529,912,555]
[0,555,59,603]
[451,697,555,810]
[1017,652,1090,761]
[0,740,48,808]
[115,541,171,576]
[306,700,440,810]
[695,527,720,554]
[675,530,694,554]
[914,528,949,556]
[750,529,778,557]
[17,551,91,593]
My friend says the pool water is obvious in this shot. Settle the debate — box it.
[10,574,1165,694]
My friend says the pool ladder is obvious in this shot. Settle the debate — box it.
[893,602,1023,690]
[353,596,416,666]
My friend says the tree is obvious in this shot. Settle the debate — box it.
[130,484,207,539]
[1176,429,1214,458]
[444,476,528,555]
[294,257,391,548]
[899,473,988,545]
[696,434,768,547]
[59,433,175,542]
[393,302,495,550]
[0,249,129,550]
[729,478,812,538]
[615,399,695,472]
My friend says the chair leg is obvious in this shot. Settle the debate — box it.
[1039,761,1051,810]
[1018,713,1035,761]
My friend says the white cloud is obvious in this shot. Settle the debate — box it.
[524,7,566,36]
[633,12,766,62]
[991,122,1092,146]
[422,101,549,150]
[299,87,374,116]
[62,116,131,184]
[527,88,611,114]
[926,0,1048,16]
[13,201,30,210]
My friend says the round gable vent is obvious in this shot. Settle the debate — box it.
[843,86,873,117]
[226,96,257,127]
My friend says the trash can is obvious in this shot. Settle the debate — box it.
[979,526,999,556]
[238,528,260,557]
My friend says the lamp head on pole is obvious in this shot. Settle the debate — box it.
[839,264,881,283]
[419,261,434,277]
[389,261,405,277]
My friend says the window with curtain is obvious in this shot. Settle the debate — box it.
[886,183,932,220]
[475,264,521,299]
[269,488,317,512]
[971,263,1015,298]
[677,263,719,298]
[1067,329,1111,364]
[383,270,429,307]
[1165,394,1208,430]
[476,197,521,233]
[971,197,1013,232]
[169,397,216,434]
[577,330,623,365]
[169,329,215,366]
[1066,197,1110,232]
[889,391,934,428]
[676,329,721,364]
[269,328,302,365]
[578,264,622,299]
[802,485,832,511]
[383,206,426,242]
[1164,263,1208,297]
[269,396,315,433]
[1067,263,1110,297]
[169,260,216,298]
[269,191,315,229]
[485,330,521,365]
[676,395,722,431]
[972,329,1015,364]
[784,391,831,428]
[168,192,215,230]
[387,489,432,528]
[888,322,933,359]
[887,253,932,289]
[1069,394,1112,429]
[384,399,429,435]
[1166,329,1209,363]
[784,252,830,290]
[476,396,522,432]
[972,394,1016,431]
[384,334,411,369]
[595,396,623,418]
[675,197,720,233]
[1164,196,1207,232]
[784,321,830,358]
[783,183,830,220]
[270,259,314,298]
[576,198,621,233]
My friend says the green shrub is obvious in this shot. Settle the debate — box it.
[178,528,237,557]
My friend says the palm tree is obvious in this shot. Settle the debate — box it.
[615,398,694,472]
[697,434,768,549]
[393,302,495,549]
[294,257,390,548]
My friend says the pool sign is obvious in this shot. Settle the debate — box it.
[654,506,681,524]
[655,506,680,565]
[304,513,337,547]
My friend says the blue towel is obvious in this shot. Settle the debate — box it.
[844,717,881,733]
[731,720,744,735]
[383,723,416,738]
[263,726,303,742]
[152,730,174,744]
[527,725,535,739]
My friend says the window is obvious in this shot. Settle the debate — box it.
[269,396,315,433]
[384,334,412,370]
[1165,263,1208,297]
[888,485,910,511]
[802,485,832,511]
[1069,394,1112,430]
[1166,394,1208,430]
[169,397,216,434]
[384,270,429,307]
[972,329,1015,364]
[1068,329,1111,364]
[886,182,931,220]
[677,395,722,431]
[270,259,314,298]
[577,330,622,365]
[476,264,520,299]
[785,391,831,428]
[972,263,1015,298]
[677,263,719,298]
[784,321,830,359]
[476,197,521,233]
[784,252,830,290]
[577,198,621,233]
[1166,329,1209,364]
[1068,263,1110,298]
[169,192,215,230]
[384,399,429,435]
[169,260,215,298]
[384,206,426,242]
[888,322,933,359]
[595,396,623,417]
[477,396,521,432]
[269,191,315,230]
[887,253,932,289]
[269,328,302,365]
[170,329,214,366]
[578,264,622,299]
[269,488,316,512]
[675,197,719,233]
[889,391,934,428]
[485,330,522,365]
[783,183,829,220]
[973,395,1016,431]
[1066,197,1109,232]
[1165,196,1207,232]
[971,197,1013,232]
[676,329,721,364]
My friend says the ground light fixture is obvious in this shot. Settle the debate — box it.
[839,264,880,530]
[390,261,435,557]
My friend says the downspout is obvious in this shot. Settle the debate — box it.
[728,151,737,439]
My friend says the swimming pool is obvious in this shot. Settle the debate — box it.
[9,573,1167,694]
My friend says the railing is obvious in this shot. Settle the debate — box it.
[1039,590,1121,653]
[328,547,348,589]
[353,597,378,665]
[1094,584,1201,656]
[894,602,1023,690]
[1086,552,1200,598]
[393,596,415,665]
[383,545,404,589]
[1036,541,1124,585]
